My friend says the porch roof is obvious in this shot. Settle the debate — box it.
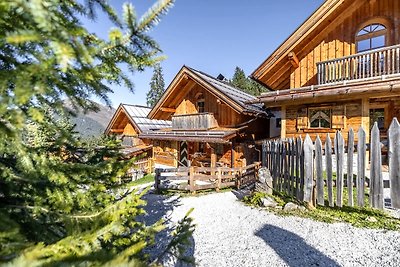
[247,76,400,107]
[139,127,238,144]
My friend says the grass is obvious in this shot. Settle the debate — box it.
[130,173,155,186]
[243,190,400,231]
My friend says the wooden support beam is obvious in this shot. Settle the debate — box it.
[288,51,300,68]
[361,98,370,143]
[281,106,287,139]
[210,145,216,169]
[160,107,176,113]
[110,129,124,133]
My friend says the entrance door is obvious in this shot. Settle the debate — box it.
[369,108,385,132]
[179,141,189,167]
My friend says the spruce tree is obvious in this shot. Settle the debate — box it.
[230,66,269,96]
[146,64,166,107]
[0,0,194,265]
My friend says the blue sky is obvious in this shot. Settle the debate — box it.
[86,0,324,107]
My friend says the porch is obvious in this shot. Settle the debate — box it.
[317,44,400,85]
[154,163,260,193]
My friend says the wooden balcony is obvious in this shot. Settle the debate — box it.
[172,113,218,130]
[317,44,400,85]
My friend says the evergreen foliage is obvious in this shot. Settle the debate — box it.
[0,0,194,265]
[146,64,166,107]
[230,66,269,96]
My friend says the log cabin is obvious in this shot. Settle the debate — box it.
[250,0,400,143]
[105,104,171,172]
[140,66,271,168]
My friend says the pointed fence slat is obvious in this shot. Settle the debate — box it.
[334,131,345,207]
[303,134,314,203]
[370,122,384,209]
[315,136,324,206]
[326,134,334,207]
[290,139,295,196]
[347,128,355,207]
[299,137,305,201]
[357,127,366,207]
[389,118,400,208]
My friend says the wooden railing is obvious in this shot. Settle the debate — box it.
[317,44,400,85]
[154,163,260,193]
[262,117,400,210]
[172,113,218,130]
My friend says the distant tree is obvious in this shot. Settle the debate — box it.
[231,67,248,91]
[230,66,268,96]
[147,64,166,107]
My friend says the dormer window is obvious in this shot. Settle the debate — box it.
[196,93,205,113]
[356,23,387,52]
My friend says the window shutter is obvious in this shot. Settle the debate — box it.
[332,105,345,129]
[297,108,308,129]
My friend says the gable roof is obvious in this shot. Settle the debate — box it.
[149,65,267,119]
[251,0,365,89]
[105,104,171,134]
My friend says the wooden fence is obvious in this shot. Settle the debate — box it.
[154,163,260,193]
[262,118,400,210]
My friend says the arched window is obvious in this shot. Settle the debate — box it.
[356,23,387,52]
[196,93,205,113]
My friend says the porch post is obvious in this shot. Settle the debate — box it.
[231,141,236,168]
[361,98,370,142]
[210,144,216,169]
[361,98,370,163]
[281,106,286,139]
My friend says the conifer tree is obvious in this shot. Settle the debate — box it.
[0,0,194,265]
[146,64,166,107]
[230,66,269,96]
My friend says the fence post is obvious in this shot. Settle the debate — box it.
[325,134,334,207]
[357,126,366,207]
[155,168,160,194]
[347,128,355,207]
[334,131,344,207]
[289,138,295,197]
[315,136,324,206]
[217,168,221,192]
[303,134,314,205]
[189,166,196,194]
[370,122,383,209]
[262,141,267,167]
[298,137,305,201]
[389,118,400,208]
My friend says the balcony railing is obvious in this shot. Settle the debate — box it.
[172,113,218,130]
[317,44,400,85]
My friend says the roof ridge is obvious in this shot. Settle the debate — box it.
[121,103,151,109]
[186,66,258,100]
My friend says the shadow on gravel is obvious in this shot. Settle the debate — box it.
[255,224,340,267]
[139,192,195,266]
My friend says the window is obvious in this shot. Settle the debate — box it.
[370,108,385,131]
[309,108,331,128]
[356,24,387,53]
[196,93,205,113]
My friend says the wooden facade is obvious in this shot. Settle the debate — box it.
[251,0,400,143]
[141,66,270,168]
[105,104,171,172]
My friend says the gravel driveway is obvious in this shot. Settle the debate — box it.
[141,190,400,267]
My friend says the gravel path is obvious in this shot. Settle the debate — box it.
[141,191,400,267]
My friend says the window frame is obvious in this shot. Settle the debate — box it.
[308,107,332,129]
[355,23,387,53]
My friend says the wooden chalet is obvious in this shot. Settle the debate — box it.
[105,104,171,172]
[140,66,271,168]
[251,0,400,143]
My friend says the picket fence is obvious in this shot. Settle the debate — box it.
[262,118,400,210]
